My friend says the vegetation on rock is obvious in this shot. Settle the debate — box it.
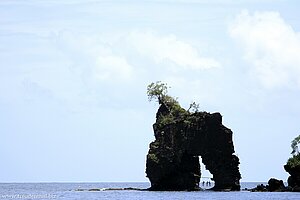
[147,82,200,126]
[145,81,241,191]
[291,135,300,155]
[147,81,175,104]
[287,154,300,168]
[147,81,187,128]
[284,134,300,192]
[287,135,300,168]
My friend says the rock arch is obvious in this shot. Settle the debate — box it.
[146,102,241,191]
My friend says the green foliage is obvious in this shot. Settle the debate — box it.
[147,81,169,103]
[188,102,200,113]
[147,81,198,128]
[287,154,300,168]
[159,114,176,126]
[291,135,300,155]
[286,135,300,168]
[147,153,159,163]
[171,102,186,116]
[147,81,180,106]
[156,104,188,129]
[150,141,159,149]
[162,95,179,106]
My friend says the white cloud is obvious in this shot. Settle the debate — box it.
[229,10,300,89]
[0,31,136,111]
[94,55,133,81]
[126,31,220,71]
[57,31,134,83]
[0,29,220,110]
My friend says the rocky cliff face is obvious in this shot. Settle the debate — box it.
[284,164,300,192]
[146,101,241,191]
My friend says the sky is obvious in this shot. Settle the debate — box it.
[0,0,300,182]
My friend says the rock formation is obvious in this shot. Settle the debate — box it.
[145,100,241,191]
[250,135,300,192]
[284,135,300,192]
[249,178,287,192]
[284,164,300,192]
[267,178,286,192]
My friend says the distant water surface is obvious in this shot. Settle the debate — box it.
[1,182,300,200]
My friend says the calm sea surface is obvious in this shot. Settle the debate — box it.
[1,182,300,200]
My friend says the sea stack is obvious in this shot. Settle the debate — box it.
[145,100,241,191]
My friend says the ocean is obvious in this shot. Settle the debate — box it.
[0,182,300,200]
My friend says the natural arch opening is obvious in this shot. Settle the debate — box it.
[199,157,214,189]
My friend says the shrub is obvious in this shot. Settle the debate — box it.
[286,135,300,168]
[287,154,300,168]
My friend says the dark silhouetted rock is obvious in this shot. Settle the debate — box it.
[250,178,289,192]
[250,184,268,192]
[88,188,101,191]
[146,101,241,191]
[268,178,286,192]
[284,164,300,192]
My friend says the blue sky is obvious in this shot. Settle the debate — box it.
[1,0,300,182]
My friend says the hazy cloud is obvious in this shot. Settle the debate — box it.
[57,32,135,83]
[94,55,133,81]
[229,10,300,89]
[126,31,221,71]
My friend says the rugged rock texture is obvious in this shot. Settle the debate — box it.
[146,101,241,191]
[284,164,300,192]
[249,178,288,192]
[268,178,286,192]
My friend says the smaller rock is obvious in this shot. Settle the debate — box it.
[88,188,101,191]
[268,178,286,192]
[250,184,268,192]
[250,178,288,192]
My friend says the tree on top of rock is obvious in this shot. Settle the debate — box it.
[291,135,300,155]
[147,81,178,106]
[286,134,300,168]
[147,81,201,115]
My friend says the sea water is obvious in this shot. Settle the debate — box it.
[0,182,300,200]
